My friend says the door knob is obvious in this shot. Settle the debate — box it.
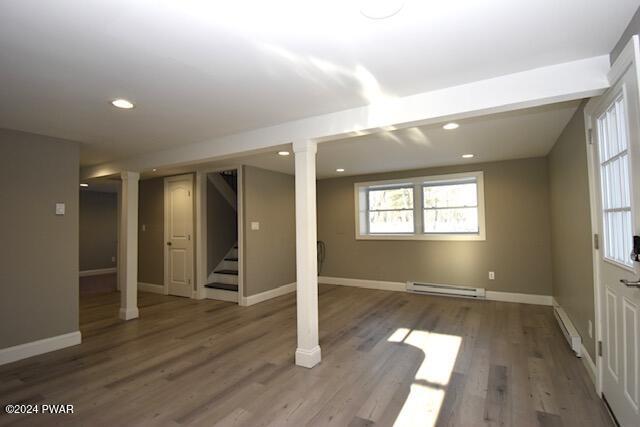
[166,242,172,246]
[620,278,640,288]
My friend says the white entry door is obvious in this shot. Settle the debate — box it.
[164,174,194,298]
[587,43,640,426]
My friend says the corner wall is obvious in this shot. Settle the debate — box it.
[242,166,296,297]
[0,128,79,349]
[547,102,596,360]
[80,190,117,271]
[138,177,164,285]
[611,6,640,64]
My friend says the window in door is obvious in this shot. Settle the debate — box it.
[597,94,634,267]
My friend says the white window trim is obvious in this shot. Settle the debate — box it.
[354,171,486,241]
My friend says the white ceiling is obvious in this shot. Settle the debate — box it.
[160,100,580,179]
[0,0,637,167]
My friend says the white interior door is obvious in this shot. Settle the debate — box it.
[588,57,640,426]
[164,174,194,298]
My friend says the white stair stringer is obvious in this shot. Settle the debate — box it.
[207,244,238,285]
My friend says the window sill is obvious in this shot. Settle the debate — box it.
[602,256,636,273]
[355,233,486,242]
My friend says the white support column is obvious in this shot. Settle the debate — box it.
[119,171,140,320]
[293,140,321,368]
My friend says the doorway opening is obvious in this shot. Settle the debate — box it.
[203,168,242,303]
[78,178,119,297]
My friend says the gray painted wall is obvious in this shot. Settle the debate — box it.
[79,190,117,271]
[547,102,596,360]
[242,166,296,297]
[0,128,79,349]
[317,158,553,295]
[611,5,640,64]
[138,177,164,285]
[207,177,237,275]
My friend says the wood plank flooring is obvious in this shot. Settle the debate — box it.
[0,285,613,426]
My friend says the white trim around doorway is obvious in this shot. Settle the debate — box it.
[583,34,640,396]
[196,166,244,305]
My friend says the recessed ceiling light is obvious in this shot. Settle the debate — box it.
[462,154,474,159]
[361,0,405,19]
[111,98,135,109]
[278,151,290,156]
[443,122,459,130]
[336,168,345,172]
[80,183,89,187]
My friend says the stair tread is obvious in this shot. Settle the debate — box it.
[205,283,238,292]
[224,257,239,261]
[214,269,238,275]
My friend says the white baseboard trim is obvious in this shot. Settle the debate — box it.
[192,288,206,300]
[485,290,553,306]
[295,345,321,368]
[319,276,552,306]
[79,267,116,277]
[244,282,296,306]
[119,307,139,320]
[205,287,239,303]
[319,276,405,292]
[581,343,597,387]
[138,282,164,294]
[0,331,82,366]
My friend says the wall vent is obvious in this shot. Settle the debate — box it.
[553,303,582,357]
[406,281,486,298]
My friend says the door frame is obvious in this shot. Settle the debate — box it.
[584,34,640,396]
[163,173,195,297]
[195,166,244,304]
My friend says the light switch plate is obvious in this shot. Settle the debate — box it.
[55,203,65,215]
[488,271,495,280]
[251,221,260,230]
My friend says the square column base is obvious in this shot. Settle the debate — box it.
[119,307,139,321]
[295,346,321,368]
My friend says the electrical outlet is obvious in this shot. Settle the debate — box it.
[111,256,116,263]
[251,221,260,230]
[488,271,495,280]
[141,224,147,232]
[55,203,65,215]
[588,320,593,338]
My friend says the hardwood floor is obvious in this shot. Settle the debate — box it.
[0,285,612,426]
[79,273,117,296]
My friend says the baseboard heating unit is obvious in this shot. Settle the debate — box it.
[553,303,582,357]
[406,281,486,298]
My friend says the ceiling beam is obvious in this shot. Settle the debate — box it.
[82,55,610,179]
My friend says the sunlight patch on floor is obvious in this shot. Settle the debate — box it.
[389,329,462,426]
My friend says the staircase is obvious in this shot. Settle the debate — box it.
[204,169,239,303]
[205,244,238,300]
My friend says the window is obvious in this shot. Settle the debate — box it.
[356,172,485,241]
[368,185,414,233]
[597,95,634,267]
[423,179,479,234]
